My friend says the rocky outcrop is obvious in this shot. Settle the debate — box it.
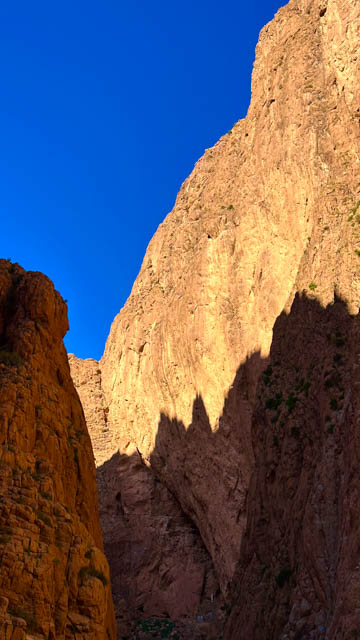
[0,260,115,640]
[98,0,360,588]
[69,355,223,639]
[71,0,360,637]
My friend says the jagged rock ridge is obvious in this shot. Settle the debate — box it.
[70,0,360,638]
[0,260,115,640]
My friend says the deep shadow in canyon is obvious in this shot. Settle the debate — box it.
[98,293,360,640]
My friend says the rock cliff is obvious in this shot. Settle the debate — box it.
[69,355,222,640]
[0,260,115,640]
[225,293,360,639]
[70,0,360,638]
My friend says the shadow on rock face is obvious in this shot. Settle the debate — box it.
[98,294,360,640]
[97,446,221,640]
[150,349,265,596]
[225,293,360,640]
[97,336,266,638]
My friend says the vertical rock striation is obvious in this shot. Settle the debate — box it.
[71,0,360,637]
[225,294,360,639]
[69,355,222,639]
[0,260,115,640]
[98,0,360,590]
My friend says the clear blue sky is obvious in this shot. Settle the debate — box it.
[1,0,284,360]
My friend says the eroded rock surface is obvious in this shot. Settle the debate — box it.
[0,260,115,640]
[71,0,360,638]
[226,294,360,639]
[69,355,223,639]
[98,0,360,597]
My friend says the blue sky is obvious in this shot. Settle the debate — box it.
[1,0,285,360]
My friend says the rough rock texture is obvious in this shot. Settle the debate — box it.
[225,294,360,640]
[98,447,221,638]
[99,0,360,589]
[69,355,223,640]
[67,357,112,467]
[71,0,360,637]
[0,260,115,640]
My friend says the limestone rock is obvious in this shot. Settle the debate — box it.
[95,0,360,595]
[71,0,360,637]
[0,260,115,640]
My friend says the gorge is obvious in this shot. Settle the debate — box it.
[1,0,360,638]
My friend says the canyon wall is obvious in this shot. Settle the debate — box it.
[69,354,223,640]
[0,260,115,640]
[71,0,360,637]
[225,294,360,639]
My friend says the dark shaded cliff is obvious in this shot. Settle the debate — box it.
[226,294,360,639]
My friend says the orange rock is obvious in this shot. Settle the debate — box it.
[0,260,115,640]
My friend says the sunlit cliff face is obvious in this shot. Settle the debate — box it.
[99,0,360,455]
[0,260,115,640]
[70,0,360,637]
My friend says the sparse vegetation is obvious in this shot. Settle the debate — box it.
[275,566,292,588]
[324,375,335,389]
[8,606,37,631]
[263,365,273,386]
[0,348,23,367]
[351,200,360,215]
[37,511,51,526]
[265,393,282,411]
[79,566,108,586]
[295,378,311,395]
[135,618,177,638]
[40,491,52,500]
[271,412,280,424]
[0,533,11,544]
[309,281,317,291]
[286,393,298,412]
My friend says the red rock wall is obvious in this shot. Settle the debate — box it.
[0,260,115,640]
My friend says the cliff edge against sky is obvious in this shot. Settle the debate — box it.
[0,260,115,640]
[69,0,360,637]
